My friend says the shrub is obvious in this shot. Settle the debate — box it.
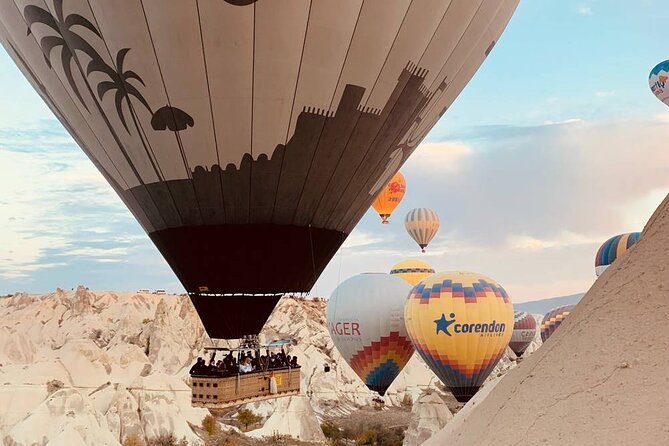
[147,434,189,446]
[356,431,377,445]
[237,408,262,430]
[202,414,219,435]
[142,318,153,324]
[123,434,142,446]
[321,420,343,443]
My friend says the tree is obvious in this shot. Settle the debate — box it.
[202,414,219,436]
[237,408,262,431]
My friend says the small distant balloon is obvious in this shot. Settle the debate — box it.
[595,232,641,277]
[326,273,414,396]
[509,312,537,357]
[405,208,440,252]
[371,171,406,224]
[540,305,575,342]
[389,259,435,286]
[649,60,669,107]
[404,271,514,402]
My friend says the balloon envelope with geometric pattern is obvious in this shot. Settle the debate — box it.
[540,305,575,343]
[0,0,519,339]
[389,259,435,286]
[510,311,537,357]
[326,273,414,396]
[404,271,514,402]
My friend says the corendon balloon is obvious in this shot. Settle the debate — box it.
[0,0,519,339]
[327,273,414,396]
[371,171,406,224]
[389,259,435,286]
[509,311,537,357]
[404,271,514,402]
[595,232,641,277]
[540,305,575,342]
[649,61,669,106]
[405,208,440,252]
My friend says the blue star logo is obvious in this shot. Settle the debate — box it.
[434,313,456,336]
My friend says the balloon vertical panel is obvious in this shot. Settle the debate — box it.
[275,0,362,225]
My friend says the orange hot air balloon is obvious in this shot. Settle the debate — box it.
[371,172,406,224]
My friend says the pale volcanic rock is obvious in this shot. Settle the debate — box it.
[403,393,453,446]
[3,388,120,446]
[246,395,326,443]
[425,194,669,445]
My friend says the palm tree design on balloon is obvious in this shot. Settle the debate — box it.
[24,0,194,133]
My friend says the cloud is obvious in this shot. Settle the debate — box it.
[507,231,601,252]
[0,122,139,281]
[406,141,473,174]
[341,231,386,249]
[594,91,615,98]
[577,4,593,16]
[313,116,669,301]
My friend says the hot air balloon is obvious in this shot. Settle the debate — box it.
[371,171,406,224]
[327,273,414,396]
[0,0,519,339]
[389,259,435,286]
[405,208,440,252]
[404,271,513,402]
[540,305,575,342]
[509,312,537,357]
[595,232,641,277]
[649,60,669,106]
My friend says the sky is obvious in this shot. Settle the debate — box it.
[1,0,668,303]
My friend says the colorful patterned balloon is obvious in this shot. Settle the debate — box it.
[540,305,575,342]
[405,208,440,252]
[649,60,669,106]
[404,271,514,402]
[510,312,537,357]
[595,232,641,277]
[326,274,414,396]
[389,259,435,286]
[371,171,406,224]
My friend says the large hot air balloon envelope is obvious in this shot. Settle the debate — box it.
[509,311,537,357]
[405,208,440,252]
[389,259,435,286]
[649,60,669,106]
[540,305,575,343]
[0,0,518,339]
[371,171,406,224]
[404,271,514,402]
[326,273,414,396]
[595,232,641,277]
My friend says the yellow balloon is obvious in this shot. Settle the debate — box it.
[371,172,406,224]
[389,259,435,286]
[404,271,514,402]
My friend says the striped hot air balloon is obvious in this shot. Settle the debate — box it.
[389,259,435,286]
[371,171,406,224]
[540,305,575,342]
[326,273,414,396]
[405,208,440,252]
[595,232,641,277]
[510,312,537,357]
[404,271,514,403]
